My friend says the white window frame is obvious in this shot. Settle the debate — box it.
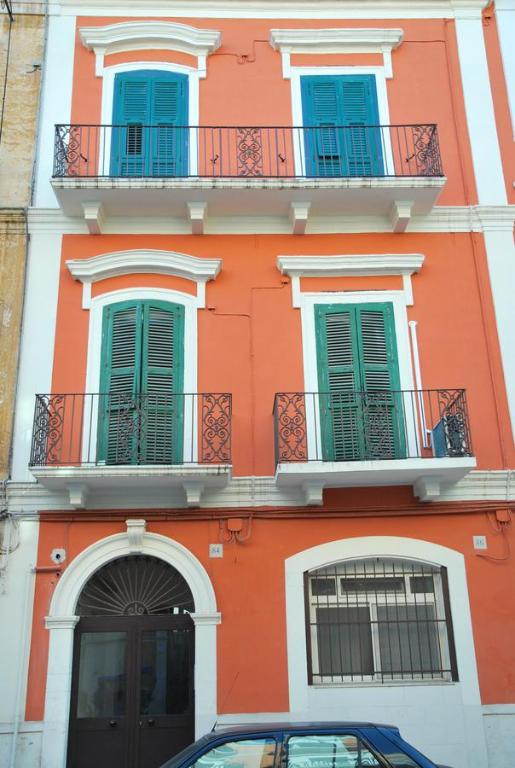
[289,67,394,177]
[100,62,199,176]
[298,289,417,461]
[83,287,198,465]
[307,560,452,684]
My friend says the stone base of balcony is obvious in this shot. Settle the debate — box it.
[30,463,232,509]
[51,176,446,229]
[275,456,477,505]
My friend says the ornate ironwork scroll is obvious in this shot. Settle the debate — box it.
[30,394,66,465]
[412,124,443,176]
[77,555,195,616]
[53,125,83,177]
[436,389,472,457]
[236,127,263,176]
[274,393,308,463]
[201,393,232,463]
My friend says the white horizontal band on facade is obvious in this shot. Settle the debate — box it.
[6,471,515,513]
[26,205,515,235]
[55,1,490,21]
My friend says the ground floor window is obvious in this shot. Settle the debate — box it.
[305,557,458,684]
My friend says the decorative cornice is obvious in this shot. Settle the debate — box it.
[58,1,491,21]
[277,253,424,278]
[79,21,222,76]
[270,27,403,77]
[66,249,222,309]
[269,27,403,54]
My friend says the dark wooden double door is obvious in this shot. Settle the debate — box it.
[68,615,194,768]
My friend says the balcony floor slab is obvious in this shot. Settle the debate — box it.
[51,176,446,220]
[275,456,477,504]
[30,463,232,509]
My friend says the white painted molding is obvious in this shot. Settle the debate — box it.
[126,518,146,552]
[277,253,424,277]
[42,531,220,768]
[6,471,515,513]
[270,27,403,79]
[188,202,207,234]
[66,249,222,309]
[79,21,222,76]
[59,1,491,21]
[290,202,311,235]
[390,200,414,232]
[82,202,105,235]
[26,205,515,236]
[284,536,489,768]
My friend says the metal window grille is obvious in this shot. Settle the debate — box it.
[305,558,458,684]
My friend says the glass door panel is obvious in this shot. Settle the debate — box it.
[77,631,128,718]
[137,624,194,768]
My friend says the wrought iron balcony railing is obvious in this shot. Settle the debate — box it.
[53,124,443,179]
[273,389,472,465]
[30,392,232,467]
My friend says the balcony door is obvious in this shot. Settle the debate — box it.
[315,303,405,461]
[98,300,185,465]
[300,75,384,177]
[111,70,189,177]
[67,556,195,768]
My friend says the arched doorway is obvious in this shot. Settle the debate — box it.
[67,555,195,768]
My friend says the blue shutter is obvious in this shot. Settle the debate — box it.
[340,76,383,176]
[301,75,384,177]
[111,71,188,177]
[150,76,188,176]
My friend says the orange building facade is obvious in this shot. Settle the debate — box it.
[3,2,515,768]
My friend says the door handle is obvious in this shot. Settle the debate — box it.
[148,718,155,727]
[109,720,117,728]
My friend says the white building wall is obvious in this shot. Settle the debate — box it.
[0,521,39,768]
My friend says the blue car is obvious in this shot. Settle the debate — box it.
[160,723,450,768]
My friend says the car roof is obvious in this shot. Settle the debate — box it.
[212,722,397,736]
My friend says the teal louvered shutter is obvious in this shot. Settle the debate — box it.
[301,77,343,176]
[141,302,185,463]
[301,75,384,177]
[340,76,383,176]
[98,300,184,465]
[111,74,151,176]
[150,77,188,176]
[315,303,404,461]
[98,302,142,464]
[356,305,404,459]
[111,71,189,177]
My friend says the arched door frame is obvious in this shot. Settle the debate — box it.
[41,523,220,768]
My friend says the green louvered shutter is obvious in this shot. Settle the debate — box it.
[98,300,184,465]
[150,76,188,176]
[99,302,142,464]
[315,305,363,460]
[111,74,151,176]
[141,302,185,463]
[356,305,404,459]
[315,303,404,461]
[340,76,383,176]
[301,75,384,177]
